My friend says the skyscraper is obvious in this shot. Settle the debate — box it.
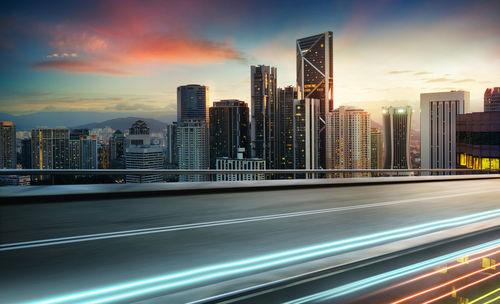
[278,86,298,170]
[484,87,500,112]
[125,121,163,183]
[327,107,371,174]
[371,128,383,169]
[420,91,470,171]
[31,127,70,169]
[297,31,334,169]
[177,85,209,123]
[109,130,125,165]
[209,100,250,169]
[382,106,412,169]
[250,65,278,169]
[177,120,209,182]
[293,98,321,173]
[0,121,16,169]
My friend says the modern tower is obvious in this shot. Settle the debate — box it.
[297,31,333,169]
[278,86,298,170]
[177,120,209,182]
[177,85,209,123]
[250,65,278,169]
[109,130,125,165]
[209,100,250,169]
[382,106,412,169]
[420,91,470,171]
[327,107,371,173]
[484,87,500,112]
[370,128,383,169]
[0,121,16,169]
[31,127,70,169]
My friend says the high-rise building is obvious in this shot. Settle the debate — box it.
[80,135,98,169]
[125,121,163,183]
[216,148,265,181]
[164,123,178,166]
[209,100,250,169]
[177,120,209,182]
[382,106,412,169]
[327,107,371,175]
[420,91,470,172]
[109,130,125,164]
[250,65,278,170]
[456,112,500,170]
[21,138,32,169]
[484,87,500,112]
[297,31,334,169]
[177,85,209,123]
[293,98,321,173]
[278,86,298,170]
[0,121,16,169]
[31,127,70,169]
[371,128,383,169]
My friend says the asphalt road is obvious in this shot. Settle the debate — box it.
[1,178,500,303]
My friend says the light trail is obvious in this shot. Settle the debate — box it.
[32,209,500,304]
[422,271,500,304]
[483,294,500,304]
[285,239,500,304]
[469,287,500,304]
[2,189,497,251]
[391,261,500,304]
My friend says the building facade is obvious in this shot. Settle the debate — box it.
[31,127,70,169]
[177,120,209,182]
[216,148,265,181]
[297,31,334,169]
[327,107,370,176]
[250,65,278,169]
[370,128,383,169]
[177,85,209,123]
[21,138,31,169]
[164,123,177,166]
[278,86,297,170]
[420,91,470,171]
[209,100,250,169]
[484,87,500,112]
[456,112,500,170]
[382,106,412,169]
[293,98,321,172]
[0,121,16,169]
[109,130,125,166]
[125,121,163,183]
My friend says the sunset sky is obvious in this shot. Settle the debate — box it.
[1,0,499,123]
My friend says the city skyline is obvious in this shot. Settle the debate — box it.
[1,0,499,124]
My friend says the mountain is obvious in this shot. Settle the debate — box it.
[75,117,171,132]
[0,112,175,131]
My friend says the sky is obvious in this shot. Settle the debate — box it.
[0,0,499,124]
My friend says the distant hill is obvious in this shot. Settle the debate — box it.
[0,112,174,131]
[75,117,169,132]
[371,120,382,129]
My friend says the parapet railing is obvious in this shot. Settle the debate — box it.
[0,168,498,176]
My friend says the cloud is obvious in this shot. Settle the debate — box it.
[453,78,475,83]
[32,59,131,76]
[388,70,413,74]
[413,71,432,76]
[425,77,453,83]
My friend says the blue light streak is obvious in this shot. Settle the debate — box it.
[33,208,500,304]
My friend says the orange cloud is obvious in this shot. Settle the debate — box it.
[32,59,130,76]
